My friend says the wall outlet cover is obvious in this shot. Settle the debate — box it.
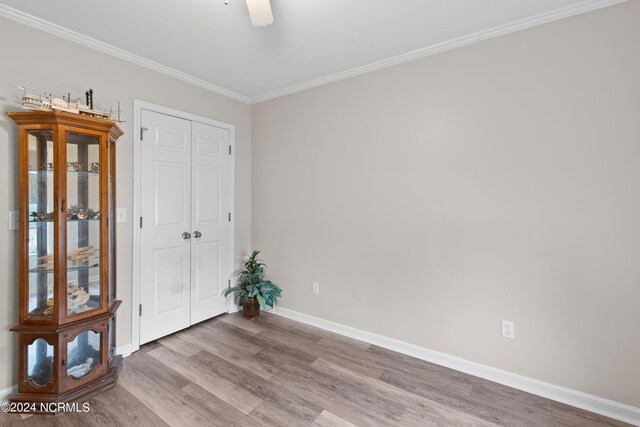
[116,208,127,223]
[502,320,514,338]
[312,282,319,295]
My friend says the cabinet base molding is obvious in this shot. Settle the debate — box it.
[8,355,122,413]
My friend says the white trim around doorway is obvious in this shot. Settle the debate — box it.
[131,99,236,353]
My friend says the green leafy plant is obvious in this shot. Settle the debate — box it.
[224,250,282,310]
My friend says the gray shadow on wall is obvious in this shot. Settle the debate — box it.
[0,96,20,388]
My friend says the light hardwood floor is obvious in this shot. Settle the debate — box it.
[0,312,632,426]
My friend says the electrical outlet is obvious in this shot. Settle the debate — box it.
[312,282,319,295]
[502,320,514,339]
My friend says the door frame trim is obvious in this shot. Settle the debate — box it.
[131,99,236,353]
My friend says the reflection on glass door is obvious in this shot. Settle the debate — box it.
[66,133,102,316]
[27,130,55,318]
[108,142,116,302]
[27,338,54,386]
[66,330,101,379]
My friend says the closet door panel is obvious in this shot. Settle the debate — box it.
[190,122,231,324]
[140,110,192,344]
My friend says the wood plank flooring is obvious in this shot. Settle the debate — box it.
[0,312,632,426]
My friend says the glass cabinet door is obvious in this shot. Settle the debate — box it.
[27,130,55,318]
[66,133,102,316]
[27,338,54,387]
[66,330,101,379]
[108,318,115,362]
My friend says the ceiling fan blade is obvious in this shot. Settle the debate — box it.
[245,0,273,26]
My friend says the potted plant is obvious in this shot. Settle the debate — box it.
[224,250,282,319]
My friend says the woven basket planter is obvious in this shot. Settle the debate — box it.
[243,297,260,319]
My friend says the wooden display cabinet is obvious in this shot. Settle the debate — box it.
[6,110,123,407]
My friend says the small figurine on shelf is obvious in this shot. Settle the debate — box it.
[67,283,91,313]
[68,358,94,378]
[42,301,54,316]
[68,341,100,371]
[67,246,99,266]
[37,246,100,270]
[67,204,85,220]
[67,204,99,220]
[37,254,55,269]
[90,162,100,173]
[41,282,93,316]
[67,162,83,172]
[30,211,54,222]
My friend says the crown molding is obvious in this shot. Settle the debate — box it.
[0,0,627,106]
[0,4,252,105]
[273,307,640,426]
[251,0,627,104]
[250,32,480,104]
[476,0,627,41]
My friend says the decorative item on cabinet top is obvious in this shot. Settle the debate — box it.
[17,86,124,123]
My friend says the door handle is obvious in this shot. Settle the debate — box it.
[182,232,191,240]
[193,231,202,239]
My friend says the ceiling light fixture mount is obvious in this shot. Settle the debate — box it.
[225,0,273,27]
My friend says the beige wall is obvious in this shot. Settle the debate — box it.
[0,17,252,392]
[1,0,638,410]
[252,1,640,407]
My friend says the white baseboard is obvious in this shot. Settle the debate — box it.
[116,343,132,358]
[0,385,17,402]
[272,307,640,426]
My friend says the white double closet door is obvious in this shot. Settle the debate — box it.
[140,110,232,345]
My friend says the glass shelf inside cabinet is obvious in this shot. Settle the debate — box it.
[29,263,100,273]
[66,132,102,316]
[28,170,99,177]
[29,219,100,225]
[27,130,55,319]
